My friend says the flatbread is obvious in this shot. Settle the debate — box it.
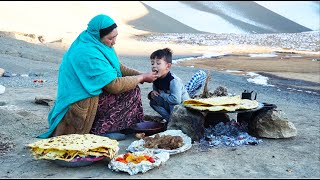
[184,104,238,112]
[239,99,259,110]
[183,95,241,106]
[183,96,259,112]
[27,134,119,161]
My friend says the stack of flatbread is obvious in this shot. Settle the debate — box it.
[183,95,259,112]
[27,134,119,162]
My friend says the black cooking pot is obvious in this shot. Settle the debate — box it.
[130,121,166,136]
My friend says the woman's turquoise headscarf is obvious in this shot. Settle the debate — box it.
[37,14,122,138]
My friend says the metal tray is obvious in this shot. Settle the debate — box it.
[50,156,105,168]
[127,130,192,155]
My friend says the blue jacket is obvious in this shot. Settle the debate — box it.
[153,71,190,105]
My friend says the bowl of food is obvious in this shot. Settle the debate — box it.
[131,121,166,136]
[51,156,105,168]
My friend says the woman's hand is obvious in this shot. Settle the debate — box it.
[138,72,158,83]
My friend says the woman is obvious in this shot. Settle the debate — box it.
[37,14,158,139]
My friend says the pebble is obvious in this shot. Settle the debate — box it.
[0,72,57,88]
[0,85,5,94]
[0,68,4,77]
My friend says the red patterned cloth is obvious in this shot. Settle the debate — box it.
[90,86,143,135]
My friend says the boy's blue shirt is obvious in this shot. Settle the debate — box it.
[153,71,190,105]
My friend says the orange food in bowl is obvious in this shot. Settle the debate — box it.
[115,153,155,164]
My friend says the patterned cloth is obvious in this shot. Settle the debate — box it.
[185,70,207,98]
[90,86,143,135]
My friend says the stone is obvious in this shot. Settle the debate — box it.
[250,109,297,138]
[167,105,205,142]
[0,68,5,77]
[35,95,55,106]
[213,86,228,96]
[0,85,5,94]
[2,72,15,77]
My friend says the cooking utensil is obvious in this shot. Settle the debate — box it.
[130,121,166,136]
[242,90,257,100]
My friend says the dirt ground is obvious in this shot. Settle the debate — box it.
[0,47,319,178]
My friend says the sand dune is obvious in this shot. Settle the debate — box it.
[127,2,204,34]
[139,1,316,34]
[186,1,312,33]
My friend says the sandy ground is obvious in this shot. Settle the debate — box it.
[0,1,319,179]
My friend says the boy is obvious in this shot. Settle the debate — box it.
[148,48,207,123]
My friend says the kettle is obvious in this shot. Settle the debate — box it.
[241,90,257,100]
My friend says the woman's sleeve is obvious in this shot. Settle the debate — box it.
[102,76,140,94]
[120,63,141,76]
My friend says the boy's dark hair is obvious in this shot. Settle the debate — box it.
[150,48,173,63]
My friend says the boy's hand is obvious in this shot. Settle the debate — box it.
[150,90,159,99]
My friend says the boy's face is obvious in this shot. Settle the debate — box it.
[151,57,172,78]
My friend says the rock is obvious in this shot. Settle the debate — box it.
[167,105,205,142]
[250,109,297,138]
[29,72,44,77]
[0,101,6,106]
[213,86,228,96]
[0,85,5,94]
[0,68,5,77]
[2,72,17,77]
[34,95,55,106]
[20,74,29,77]
[38,35,45,43]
